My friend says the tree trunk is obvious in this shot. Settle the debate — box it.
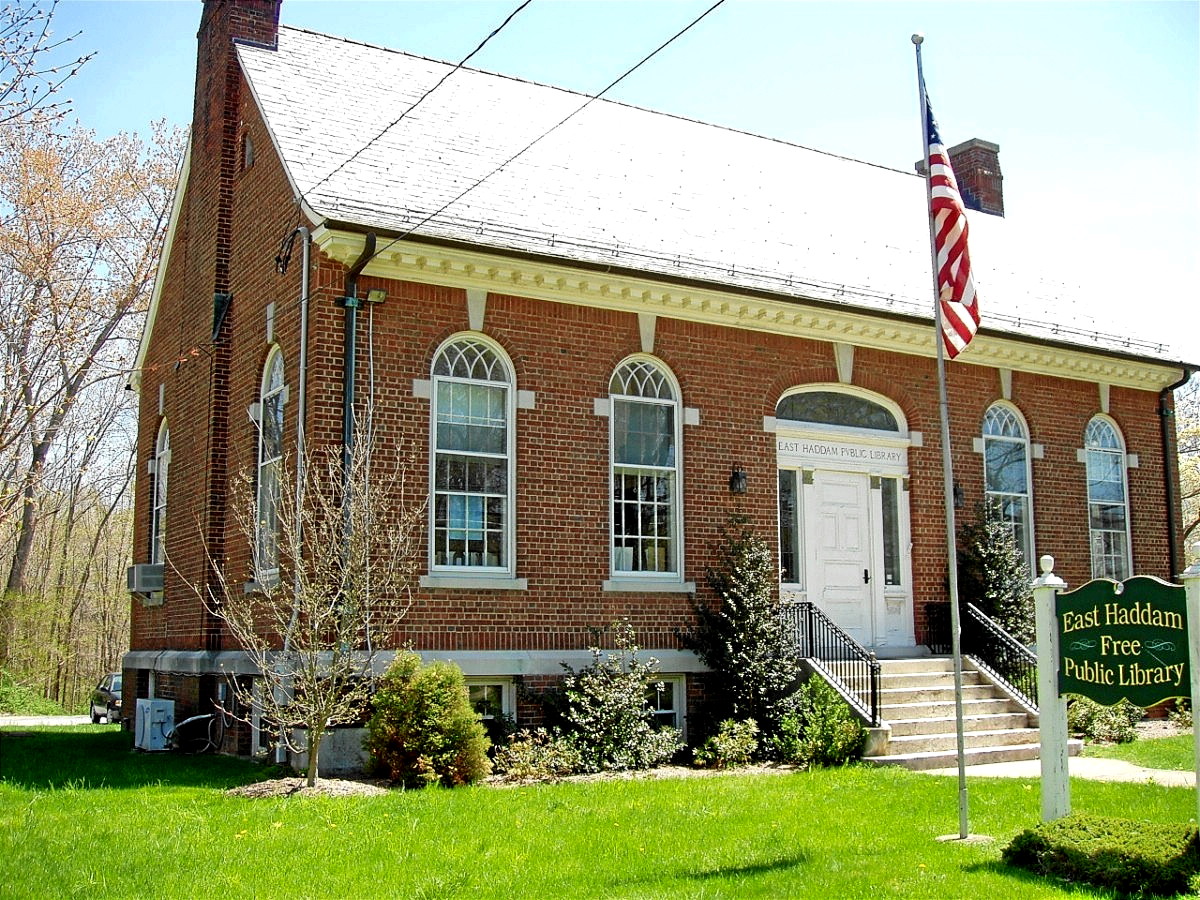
[306,727,324,787]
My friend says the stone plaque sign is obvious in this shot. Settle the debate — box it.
[1056,576,1189,707]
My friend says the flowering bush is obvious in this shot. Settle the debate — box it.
[694,718,759,769]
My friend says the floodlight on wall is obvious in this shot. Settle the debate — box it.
[729,467,747,494]
[365,288,387,304]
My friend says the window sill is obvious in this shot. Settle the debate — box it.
[420,575,528,591]
[602,578,696,593]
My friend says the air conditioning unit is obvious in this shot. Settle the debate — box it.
[134,698,175,751]
[127,563,164,593]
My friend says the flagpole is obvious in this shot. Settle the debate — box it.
[913,32,970,842]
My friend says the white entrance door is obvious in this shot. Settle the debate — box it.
[809,471,876,645]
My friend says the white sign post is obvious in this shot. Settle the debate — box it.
[1033,555,1070,822]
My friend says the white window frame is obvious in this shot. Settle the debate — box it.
[608,355,683,582]
[428,335,517,578]
[646,674,686,740]
[1084,416,1132,581]
[464,677,515,722]
[255,347,286,585]
[150,420,170,566]
[982,402,1035,572]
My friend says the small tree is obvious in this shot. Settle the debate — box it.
[679,515,802,742]
[957,501,1035,643]
[200,437,423,787]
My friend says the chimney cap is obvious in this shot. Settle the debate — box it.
[947,137,1000,156]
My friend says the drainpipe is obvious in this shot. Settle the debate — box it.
[340,233,376,528]
[1161,365,1196,576]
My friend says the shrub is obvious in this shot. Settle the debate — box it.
[365,652,492,787]
[559,622,683,772]
[0,669,66,716]
[1003,813,1200,896]
[679,515,803,741]
[773,676,866,767]
[957,502,1034,644]
[694,719,759,769]
[491,728,584,781]
[1067,695,1143,743]
[1169,699,1192,730]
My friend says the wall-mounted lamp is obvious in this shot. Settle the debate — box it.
[365,288,387,304]
[729,467,748,494]
[953,482,965,509]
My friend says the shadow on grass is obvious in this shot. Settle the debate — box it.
[682,855,809,881]
[0,727,277,791]
[961,859,1085,895]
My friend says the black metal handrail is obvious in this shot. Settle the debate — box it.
[962,603,1038,710]
[780,601,880,726]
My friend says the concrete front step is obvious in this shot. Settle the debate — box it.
[865,739,1084,771]
[883,727,1041,754]
[888,711,1031,737]
[876,658,957,675]
[880,670,987,689]
[878,683,1000,705]
[880,697,1023,719]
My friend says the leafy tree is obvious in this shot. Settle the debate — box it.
[203,437,424,787]
[1177,375,1198,551]
[679,515,802,741]
[957,501,1035,643]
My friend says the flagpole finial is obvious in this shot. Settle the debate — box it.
[911,33,924,45]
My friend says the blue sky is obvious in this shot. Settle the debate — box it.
[44,0,1200,354]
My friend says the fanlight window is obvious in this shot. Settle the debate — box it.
[776,391,899,432]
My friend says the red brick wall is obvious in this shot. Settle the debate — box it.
[129,0,1179,729]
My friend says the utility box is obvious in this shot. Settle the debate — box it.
[134,698,174,751]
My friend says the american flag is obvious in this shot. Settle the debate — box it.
[923,94,980,358]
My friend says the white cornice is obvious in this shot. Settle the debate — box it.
[312,228,1185,393]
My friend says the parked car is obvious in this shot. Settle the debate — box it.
[90,673,122,724]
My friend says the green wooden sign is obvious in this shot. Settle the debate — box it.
[1056,576,1189,707]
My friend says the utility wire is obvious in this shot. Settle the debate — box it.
[299,0,534,209]
[366,0,728,264]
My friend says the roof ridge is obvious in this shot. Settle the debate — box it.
[273,24,914,179]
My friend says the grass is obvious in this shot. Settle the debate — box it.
[1085,733,1195,771]
[2,727,1197,899]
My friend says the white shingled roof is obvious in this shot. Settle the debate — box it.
[236,26,1178,361]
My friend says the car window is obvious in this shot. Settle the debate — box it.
[112,675,122,692]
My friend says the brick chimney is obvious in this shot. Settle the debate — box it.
[914,138,1004,218]
[190,0,280,651]
[946,138,1003,217]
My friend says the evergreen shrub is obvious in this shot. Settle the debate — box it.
[773,676,866,767]
[693,719,759,769]
[559,622,682,772]
[679,515,802,743]
[1067,695,1143,744]
[957,502,1035,643]
[1003,814,1200,896]
[365,652,492,787]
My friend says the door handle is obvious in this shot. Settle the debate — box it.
[863,568,870,584]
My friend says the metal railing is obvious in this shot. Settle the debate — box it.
[962,603,1039,710]
[780,601,880,726]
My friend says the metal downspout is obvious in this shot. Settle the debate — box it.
[340,233,376,527]
[1162,365,1196,576]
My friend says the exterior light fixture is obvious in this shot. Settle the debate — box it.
[953,482,965,509]
[365,288,387,304]
[729,467,747,494]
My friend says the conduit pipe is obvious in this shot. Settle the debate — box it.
[340,233,377,519]
[1161,365,1196,576]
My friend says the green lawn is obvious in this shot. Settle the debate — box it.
[1085,733,1195,771]
[2,726,1195,899]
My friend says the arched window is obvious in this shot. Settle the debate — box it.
[151,420,170,566]
[256,348,286,582]
[776,390,900,432]
[1085,417,1131,580]
[982,403,1033,569]
[430,336,514,573]
[610,357,681,576]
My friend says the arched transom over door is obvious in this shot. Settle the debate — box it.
[773,387,916,650]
